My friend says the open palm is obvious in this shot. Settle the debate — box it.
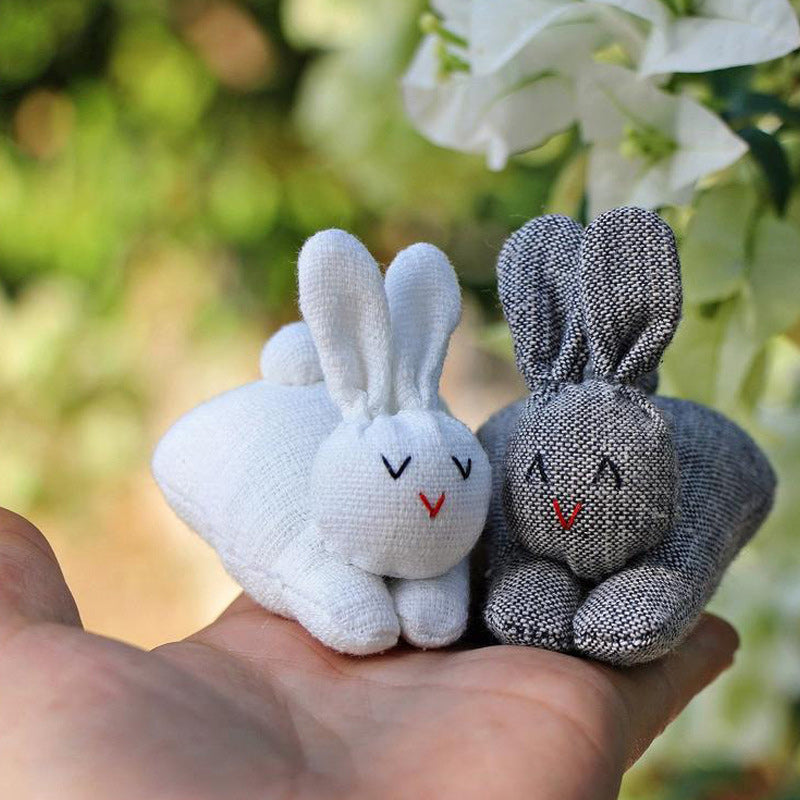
[0,508,737,800]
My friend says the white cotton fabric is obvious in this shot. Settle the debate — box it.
[298,230,394,419]
[260,321,323,385]
[390,557,470,648]
[386,242,461,410]
[153,230,491,655]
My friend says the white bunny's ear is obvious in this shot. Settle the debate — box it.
[385,243,461,410]
[298,230,393,418]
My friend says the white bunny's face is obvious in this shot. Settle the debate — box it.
[310,410,491,580]
[297,230,488,578]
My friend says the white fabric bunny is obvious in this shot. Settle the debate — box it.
[152,230,491,655]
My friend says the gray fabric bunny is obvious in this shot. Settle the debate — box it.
[479,206,776,665]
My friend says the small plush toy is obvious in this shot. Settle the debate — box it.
[479,207,776,665]
[153,230,491,655]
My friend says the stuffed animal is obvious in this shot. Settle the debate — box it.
[153,230,491,655]
[479,207,776,665]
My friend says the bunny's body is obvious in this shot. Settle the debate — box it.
[480,208,776,665]
[153,231,491,655]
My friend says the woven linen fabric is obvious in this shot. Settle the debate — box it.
[479,206,776,665]
[479,399,585,651]
[480,396,775,663]
[153,229,491,656]
[497,213,586,388]
[579,208,682,385]
[573,396,775,664]
[500,208,682,582]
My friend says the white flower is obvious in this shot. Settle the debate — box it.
[468,0,645,74]
[403,19,609,169]
[598,0,800,75]
[401,0,793,186]
[426,0,800,77]
[429,0,470,38]
[577,63,748,217]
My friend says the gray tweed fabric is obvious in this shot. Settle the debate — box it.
[479,207,776,666]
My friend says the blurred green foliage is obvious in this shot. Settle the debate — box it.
[0,1,799,798]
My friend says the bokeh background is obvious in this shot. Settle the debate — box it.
[0,1,799,797]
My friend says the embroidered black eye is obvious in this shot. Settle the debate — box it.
[526,452,548,484]
[452,456,472,480]
[382,455,411,480]
[593,456,622,489]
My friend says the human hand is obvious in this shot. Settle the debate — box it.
[0,508,738,800]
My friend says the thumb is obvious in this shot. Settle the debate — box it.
[0,507,81,643]
[605,614,739,767]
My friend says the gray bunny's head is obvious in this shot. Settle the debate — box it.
[498,208,682,582]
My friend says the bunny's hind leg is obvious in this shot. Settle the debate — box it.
[389,558,469,649]
[573,399,776,666]
[273,529,400,656]
[484,545,584,651]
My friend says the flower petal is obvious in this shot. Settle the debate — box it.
[587,147,693,217]
[641,5,800,75]
[579,63,746,215]
[432,0,470,37]
[587,147,645,216]
[577,63,673,144]
[669,95,747,189]
[469,0,574,74]
[403,21,607,168]
[595,0,668,25]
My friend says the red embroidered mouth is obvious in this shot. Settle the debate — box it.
[553,499,583,530]
[420,492,445,519]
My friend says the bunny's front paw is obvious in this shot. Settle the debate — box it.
[484,551,583,650]
[285,575,400,656]
[389,559,469,648]
[277,539,400,655]
[573,563,696,666]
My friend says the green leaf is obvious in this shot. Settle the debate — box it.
[705,66,755,99]
[727,91,800,128]
[477,321,515,362]
[739,345,768,412]
[705,213,800,408]
[207,159,280,244]
[738,127,792,215]
[715,293,761,409]
[545,149,587,219]
[749,214,800,339]
[680,183,757,304]
[661,302,726,405]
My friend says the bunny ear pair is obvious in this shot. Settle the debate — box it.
[298,230,460,419]
[498,207,682,391]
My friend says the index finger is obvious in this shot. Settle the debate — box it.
[603,613,739,767]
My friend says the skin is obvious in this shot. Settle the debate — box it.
[0,507,738,800]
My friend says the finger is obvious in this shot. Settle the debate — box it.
[605,613,739,767]
[187,593,273,639]
[215,592,266,621]
[0,507,81,642]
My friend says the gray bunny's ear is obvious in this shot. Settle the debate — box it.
[497,215,586,390]
[580,207,682,385]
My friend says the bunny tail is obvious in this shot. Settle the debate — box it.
[260,321,323,386]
